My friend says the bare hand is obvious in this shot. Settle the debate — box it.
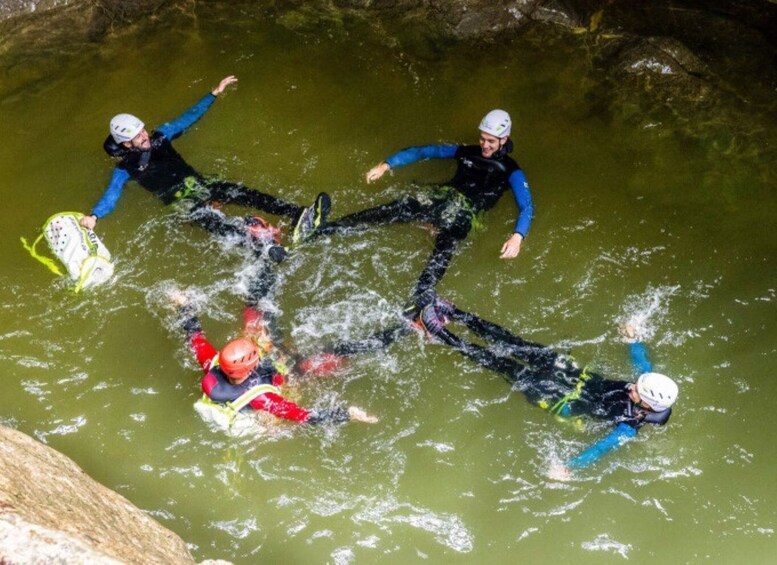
[168,289,188,308]
[365,162,390,183]
[80,215,97,230]
[547,463,572,481]
[499,233,523,259]
[619,323,639,342]
[212,75,238,96]
[348,406,378,424]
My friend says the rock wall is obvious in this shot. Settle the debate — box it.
[0,0,71,23]
[0,425,203,565]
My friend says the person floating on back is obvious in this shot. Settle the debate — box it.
[311,109,533,299]
[80,75,329,247]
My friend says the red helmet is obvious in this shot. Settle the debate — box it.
[219,338,260,381]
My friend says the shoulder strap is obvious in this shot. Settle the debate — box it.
[228,384,280,413]
[20,233,64,276]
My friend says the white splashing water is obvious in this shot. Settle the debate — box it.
[619,284,681,342]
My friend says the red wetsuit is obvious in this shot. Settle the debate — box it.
[186,306,348,425]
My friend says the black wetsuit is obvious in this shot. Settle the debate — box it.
[435,307,670,425]
[92,93,304,241]
[319,143,532,299]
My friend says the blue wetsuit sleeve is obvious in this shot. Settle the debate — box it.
[156,93,217,140]
[566,422,638,469]
[630,342,653,374]
[384,144,458,169]
[91,167,131,218]
[509,168,533,237]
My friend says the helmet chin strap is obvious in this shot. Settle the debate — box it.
[135,136,162,170]
[137,148,152,171]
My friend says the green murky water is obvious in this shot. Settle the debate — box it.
[1,5,776,563]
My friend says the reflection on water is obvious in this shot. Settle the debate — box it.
[1,4,776,564]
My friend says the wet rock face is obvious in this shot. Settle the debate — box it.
[0,426,198,565]
[605,36,715,123]
[0,0,167,23]
[0,0,72,23]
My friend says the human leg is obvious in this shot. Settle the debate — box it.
[411,229,462,299]
[409,205,473,299]
[186,204,248,239]
[318,195,436,236]
[329,324,412,357]
[417,303,581,407]
[207,180,304,220]
[432,326,559,406]
[205,181,335,245]
[446,308,562,371]
[296,322,413,377]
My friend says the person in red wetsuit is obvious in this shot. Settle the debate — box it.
[173,217,377,426]
[177,300,376,425]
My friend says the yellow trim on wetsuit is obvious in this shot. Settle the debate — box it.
[435,185,485,231]
[198,382,281,427]
[548,367,591,415]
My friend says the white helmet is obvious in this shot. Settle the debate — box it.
[110,113,144,143]
[479,109,511,138]
[636,372,678,412]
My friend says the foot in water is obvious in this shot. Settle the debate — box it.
[431,294,455,318]
[291,192,331,245]
[419,303,448,337]
[403,291,455,338]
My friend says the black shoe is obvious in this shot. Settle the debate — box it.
[268,244,288,263]
[433,294,456,318]
[292,192,331,245]
[419,303,446,336]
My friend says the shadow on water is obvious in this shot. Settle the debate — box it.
[1,4,776,564]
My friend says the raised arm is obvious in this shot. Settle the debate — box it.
[179,312,217,373]
[157,76,238,140]
[630,342,653,374]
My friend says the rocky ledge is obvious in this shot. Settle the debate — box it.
[0,425,229,565]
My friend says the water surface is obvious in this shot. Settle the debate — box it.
[1,5,775,563]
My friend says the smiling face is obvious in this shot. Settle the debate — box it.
[124,129,151,151]
[479,131,506,158]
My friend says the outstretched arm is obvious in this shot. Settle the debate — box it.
[250,393,377,424]
[621,324,653,374]
[173,295,217,371]
[366,144,458,183]
[630,342,653,374]
[565,422,638,470]
[80,167,132,228]
[250,392,312,422]
[157,76,238,140]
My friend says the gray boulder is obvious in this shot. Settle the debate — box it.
[0,425,224,565]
